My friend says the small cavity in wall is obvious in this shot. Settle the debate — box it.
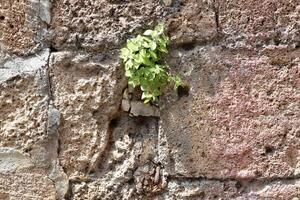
[121,87,160,117]
[121,84,190,117]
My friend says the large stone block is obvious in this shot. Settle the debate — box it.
[0,171,56,200]
[0,49,50,152]
[50,0,170,51]
[70,114,160,200]
[0,148,56,200]
[219,0,300,48]
[156,178,300,199]
[159,45,300,180]
[49,51,126,177]
[166,0,218,46]
[0,0,51,55]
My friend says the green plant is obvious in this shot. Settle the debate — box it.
[120,23,182,103]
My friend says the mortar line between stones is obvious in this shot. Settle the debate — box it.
[167,175,300,183]
[45,51,71,199]
[45,53,54,103]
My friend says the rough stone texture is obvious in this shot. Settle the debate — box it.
[130,101,160,117]
[166,0,218,46]
[0,171,57,200]
[50,0,171,51]
[0,0,51,55]
[157,179,300,199]
[219,0,300,49]
[0,148,57,200]
[160,46,300,180]
[0,49,50,152]
[69,115,162,200]
[49,50,126,177]
[1,0,300,199]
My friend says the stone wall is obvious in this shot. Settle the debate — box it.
[0,0,299,199]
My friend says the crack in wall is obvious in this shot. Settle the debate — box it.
[167,175,300,183]
[44,51,70,200]
[212,0,221,33]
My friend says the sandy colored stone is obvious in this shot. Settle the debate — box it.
[219,0,300,48]
[153,179,300,199]
[121,99,130,112]
[50,0,170,51]
[0,147,33,173]
[70,114,159,200]
[49,50,126,177]
[160,45,300,179]
[0,0,51,55]
[0,172,56,200]
[0,0,299,199]
[166,0,218,46]
[0,147,56,200]
[130,101,160,117]
[0,50,50,152]
[0,49,50,82]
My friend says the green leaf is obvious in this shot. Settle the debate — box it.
[136,35,144,42]
[125,59,134,70]
[158,38,167,48]
[125,70,134,77]
[149,41,157,50]
[143,36,152,43]
[151,30,158,38]
[149,51,157,60]
[142,41,150,48]
[158,46,168,53]
[127,40,139,52]
[119,23,183,103]
[162,34,169,44]
[120,48,131,61]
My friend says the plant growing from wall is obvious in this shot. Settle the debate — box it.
[120,23,182,103]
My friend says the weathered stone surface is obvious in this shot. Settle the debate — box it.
[166,0,218,46]
[121,99,131,112]
[0,50,50,152]
[49,50,126,177]
[0,0,51,55]
[51,0,170,51]
[30,105,69,199]
[219,0,300,48]
[0,148,57,200]
[0,49,50,82]
[1,0,299,199]
[160,179,239,199]
[0,148,33,173]
[243,180,300,199]
[155,179,300,199]
[160,45,300,179]
[69,114,160,200]
[0,172,57,200]
[130,101,160,117]
[0,50,69,199]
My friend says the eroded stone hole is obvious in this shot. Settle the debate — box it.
[235,181,242,190]
[177,85,190,98]
[50,45,58,52]
[178,41,196,51]
[109,117,120,128]
[134,116,149,126]
[264,146,275,155]
[0,16,5,20]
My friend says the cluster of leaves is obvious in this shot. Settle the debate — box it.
[120,23,182,103]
